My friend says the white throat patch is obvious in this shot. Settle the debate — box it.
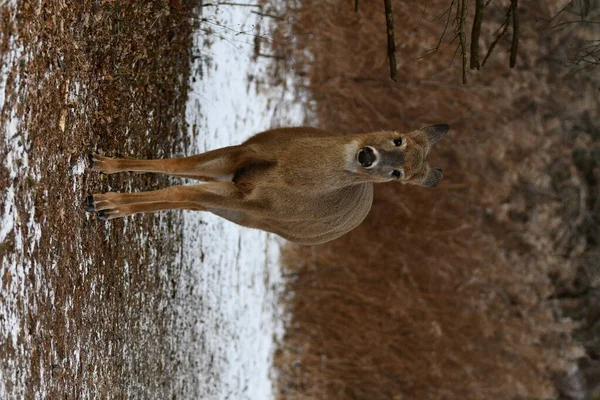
[344,141,361,172]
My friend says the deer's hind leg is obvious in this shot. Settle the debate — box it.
[87,182,258,222]
[91,201,205,220]
[88,145,248,182]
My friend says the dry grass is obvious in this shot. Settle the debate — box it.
[260,0,600,398]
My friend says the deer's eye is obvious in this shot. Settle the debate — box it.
[391,170,402,179]
[393,138,403,147]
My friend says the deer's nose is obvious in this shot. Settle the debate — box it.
[358,147,377,168]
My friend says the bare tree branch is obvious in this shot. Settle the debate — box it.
[256,53,285,59]
[251,10,283,20]
[419,0,457,59]
[470,0,483,69]
[510,0,519,68]
[458,0,468,83]
[383,0,397,81]
[202,2,262,7]
[551,0,574,21]
[481,6,512,67]
[550,20,600,30]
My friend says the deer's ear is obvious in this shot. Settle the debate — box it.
[424,124,449,145]
[418,167,443,188]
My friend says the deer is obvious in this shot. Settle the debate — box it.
[87,124,448,245]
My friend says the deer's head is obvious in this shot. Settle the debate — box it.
[349,124,449,187]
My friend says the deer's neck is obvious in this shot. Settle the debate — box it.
[278,136,371,191]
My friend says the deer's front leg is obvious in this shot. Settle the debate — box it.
[88,145,248,181]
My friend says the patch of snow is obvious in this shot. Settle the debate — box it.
[71,156,87,193]
[0,186,15,243]
[72,157,87,176]
[0,7,32,396]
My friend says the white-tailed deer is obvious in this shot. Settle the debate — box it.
[87,125,448,245]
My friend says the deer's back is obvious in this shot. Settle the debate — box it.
[243,127,343,147]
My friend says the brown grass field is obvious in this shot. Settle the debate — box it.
[260,0,600,398]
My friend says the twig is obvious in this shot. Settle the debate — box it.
[470,0,483,69]
[196,18,273,42]
[383,0,397,81]
[202,2,262,7]
[550,20,600,30]
[418,0,456,59]
[548,0,576,22]
[251,10,283,20]
[572,41,600,66]
[509,0,519,68]
[481,7,512,67]
[458,0,468,83]
[256,53,285,60]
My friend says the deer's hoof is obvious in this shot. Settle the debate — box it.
[86,195,95,212]
[87,153,94,169]
[97,210,107,220]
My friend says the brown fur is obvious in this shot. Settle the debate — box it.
[88,125,447,244]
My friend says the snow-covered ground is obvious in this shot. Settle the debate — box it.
[0,2,36,395]
[0,1,302,398]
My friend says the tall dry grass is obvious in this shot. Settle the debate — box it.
[260,0,598,398]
